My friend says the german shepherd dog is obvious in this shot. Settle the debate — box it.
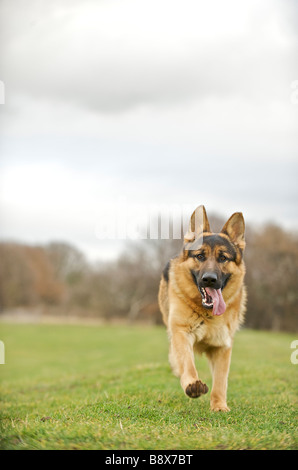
[158,205,246,411]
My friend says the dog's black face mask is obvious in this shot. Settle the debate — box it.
[191,268,231,314]
[187,234,236,316]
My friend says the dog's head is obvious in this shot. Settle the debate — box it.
[183,205,245,316]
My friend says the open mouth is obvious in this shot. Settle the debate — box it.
[199,286,226,316]
[199,287,213,309]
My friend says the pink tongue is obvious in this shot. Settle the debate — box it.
[205,288,226,316]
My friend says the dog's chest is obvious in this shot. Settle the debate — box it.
[192,319,232,349]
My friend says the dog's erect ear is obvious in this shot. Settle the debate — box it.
[221,212,245,250]
[184,205,211,243]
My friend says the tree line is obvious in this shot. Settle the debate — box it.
[0,217,297,332]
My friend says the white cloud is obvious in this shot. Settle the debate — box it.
[0,0,297,260]
[1,0,296,112]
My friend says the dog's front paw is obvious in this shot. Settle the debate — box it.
[185,380,208,398]
[211,402,230,412]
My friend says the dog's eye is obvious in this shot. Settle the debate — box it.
[218,254,228,262]
[196,254,205,261]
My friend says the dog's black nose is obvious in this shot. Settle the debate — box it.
[201,272,218,287]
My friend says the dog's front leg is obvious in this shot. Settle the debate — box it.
[168,326,208,398]
[207,346,232,411]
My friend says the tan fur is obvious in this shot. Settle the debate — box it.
[158,205,246,412]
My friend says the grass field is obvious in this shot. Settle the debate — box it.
[0,323,297,450]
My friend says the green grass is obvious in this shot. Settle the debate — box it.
[0,323,297,450]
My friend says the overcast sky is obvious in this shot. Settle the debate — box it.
[0,0,297,261]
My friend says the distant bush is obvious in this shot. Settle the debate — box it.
[245,224,298,331]
[0,219,297,332]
